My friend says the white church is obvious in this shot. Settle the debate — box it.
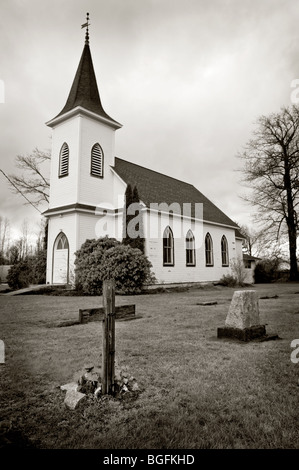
[44,18,250,287]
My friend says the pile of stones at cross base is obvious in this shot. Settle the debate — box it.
[61,363,139,410]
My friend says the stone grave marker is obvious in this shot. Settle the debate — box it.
[217,290,266,341]
[64,390,86,410]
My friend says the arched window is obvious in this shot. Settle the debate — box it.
[56,233,69,250]
[163,226,174,266]
[221,235,229,266]
[205,233,213,266]
[91,143,104,178]
[186,229,195,266]
[59,143,69,177]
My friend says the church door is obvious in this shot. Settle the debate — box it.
[52,233,69,284]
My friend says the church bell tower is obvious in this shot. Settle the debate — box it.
[44,14,122,284]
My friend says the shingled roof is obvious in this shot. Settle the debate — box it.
[52,43,121,127]
[243,253,261,261]
[113,157,239,228]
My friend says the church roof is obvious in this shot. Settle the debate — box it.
[51,43,121,127]
[113,157,239,228]
[243,253,261,261]
[235,228,245,239]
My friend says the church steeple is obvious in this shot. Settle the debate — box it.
[47,13,121,129]
[45,14,122,286]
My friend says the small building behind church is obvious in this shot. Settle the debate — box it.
[243,254,260,284]
[43,19,245,287]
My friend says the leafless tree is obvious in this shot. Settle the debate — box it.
[238,224,260,257]
[0,216,10,263]
[239,105,299,280]
[238,224,283,259]
[0,148,50,213]
[19,219,31,260]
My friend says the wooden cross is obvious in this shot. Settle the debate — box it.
[78,280,135,395]
[79,304,136,324]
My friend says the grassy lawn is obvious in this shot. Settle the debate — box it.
[0,282,299,449]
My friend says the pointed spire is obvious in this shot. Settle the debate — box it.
[48,13,121,129]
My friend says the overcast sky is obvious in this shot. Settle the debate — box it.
[0,0,298,242]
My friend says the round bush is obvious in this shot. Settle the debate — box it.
[74,237,155,295]
[254,259,280,283]
[219,274,238,287]
[7,261,32,290]
[100,244,154,294]
[74,237,121,295]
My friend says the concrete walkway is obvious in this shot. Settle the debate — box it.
[0,284,49,296]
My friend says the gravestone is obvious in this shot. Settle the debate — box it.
[64,390,86,410]
[60,382,79,392]
[225,290,260,329]
[218,290,266,341]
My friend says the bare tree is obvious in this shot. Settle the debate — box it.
[238,224,259,257]
[239,105,299,280]
[0,216,10,263]
[8,245,19,265]
[238,224,283,259]
[0,148,50,212]
[0,216,9,252]
[19,219,30,260]
[34,219,48,253]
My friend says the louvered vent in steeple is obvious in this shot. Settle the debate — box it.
[59,143,69,177]
[91,143,103,177]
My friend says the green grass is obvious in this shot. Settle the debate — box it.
[0,283,299,449]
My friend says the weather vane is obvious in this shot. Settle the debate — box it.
[81,12,90,44]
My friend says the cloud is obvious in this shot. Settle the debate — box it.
[0,0,298,241]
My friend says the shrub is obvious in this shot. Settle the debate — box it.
[254,259,280,283]
[74,237,154,295]
[7,261,33,290]
[219,257,248,287]
[6,249,47,290]
[219,274,238,287]
[31,249,47,284]
[230,257,247,286]
[74,237,121,295]
[100,244,155,294]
